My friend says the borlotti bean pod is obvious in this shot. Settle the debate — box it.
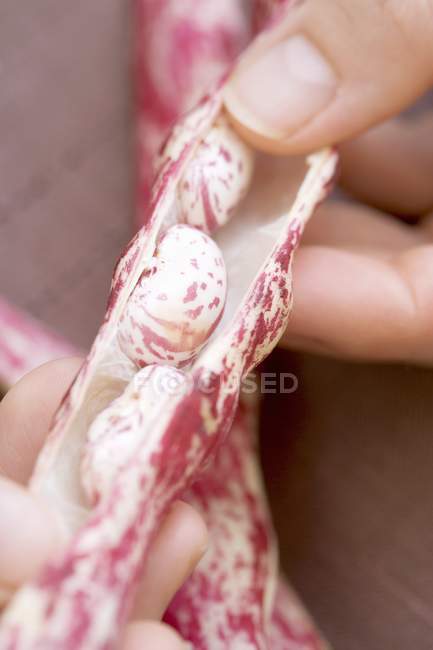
[0,3,337,648]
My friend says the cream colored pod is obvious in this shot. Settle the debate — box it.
[177,115,255,234]
[118,223,227,367]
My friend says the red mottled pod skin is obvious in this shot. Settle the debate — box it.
[117,224,227,367]
[166,394,329,650]
[178,115,255,234]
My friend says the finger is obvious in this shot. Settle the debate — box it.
[0,476,64,604]
[283,243,433,363]
[303,199,424,251]
[131,501,207,621]
[0,357,82,483]
[122,621,187,650]
[224,0,433,154]
[339,115,433,217]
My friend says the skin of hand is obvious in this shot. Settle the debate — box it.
[224,0,433,364]
[0,358,207,650]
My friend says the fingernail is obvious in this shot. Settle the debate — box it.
[225,35,337,137]
[0,478,64,586]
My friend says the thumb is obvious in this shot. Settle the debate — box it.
[224,0,433,154]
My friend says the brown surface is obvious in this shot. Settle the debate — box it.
[261,350,433,649]
[0,3,432,648]
[0,0,133,348]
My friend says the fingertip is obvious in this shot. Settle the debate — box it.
[225,0,433,158]
[284,243,429,363]
[223,32,337,155]
[131,501,208,620]
[5,356,82,398]
[122,621,188,650]
[166,500,209,565]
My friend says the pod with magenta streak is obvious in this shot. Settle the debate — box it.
[165,396,276,649]
[134,0,250,226]
[0,17,338,650]
[118,224,227,368]
[165,395,329,650]
[177,115,255,234]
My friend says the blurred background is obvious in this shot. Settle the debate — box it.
[0,2,132,347]
[0,2,432,649]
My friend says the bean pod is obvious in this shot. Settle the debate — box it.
[0,3,338,647]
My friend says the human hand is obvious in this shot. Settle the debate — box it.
[0,358,207,649]
[225,0,433,363]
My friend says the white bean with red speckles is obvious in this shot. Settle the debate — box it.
[178,115,254,234]
[118,224,227,367]
[82,364,188,504]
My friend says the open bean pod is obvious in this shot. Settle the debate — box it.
[0,34,337,650]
